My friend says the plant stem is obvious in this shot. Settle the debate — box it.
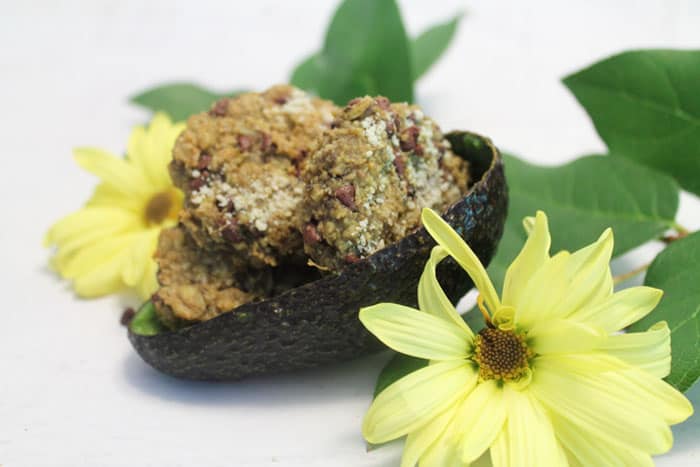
[613,263,650,285]
[672,222,691,236]
[661,223,692,243]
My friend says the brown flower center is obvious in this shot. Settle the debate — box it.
[145,190,178,225]
[473,328,532,382]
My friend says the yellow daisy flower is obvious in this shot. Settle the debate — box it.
[45,113,184,299]
[360,208,693,466]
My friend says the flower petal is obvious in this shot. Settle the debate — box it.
[72,253,126,297]
[522,215,536,235]
[362,361,476,444]
[504,386,565,467]
[552,412,654,467]
[418,246,474,337]
[359,304,471,361]
[73,147,148,198]
[598,321,670,378]
[86,183,144,213]
[451,380,506,463]
[127,113,183,188]
[534,352,627,375]
[45,207,138,248]
[553,228,614,315]
[514,251,570,326]
[136,257,160,300]
[489,428,510,467]
[527,319,603,355]
[502,211,550,308]
[516,229,613,327]
[122,229,159,287]
[542,359,690,462]
[421,208,500,313]
[570,286,663,332]
[607,367,693,425]
[419,424,465,467]
[60,234,134,279]
[531,361,675,455]
[401,400,460,467]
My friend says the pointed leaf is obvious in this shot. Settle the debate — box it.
[131,82,243,121]
[564,50,700,196]
[629,232,700,392]
[411,13,462,80]
[290,53,324,94]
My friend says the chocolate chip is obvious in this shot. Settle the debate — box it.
[210,98,229,117]
[189,177,205,190]
[120,307,135,326]
[393,155,406,177]
[197,152,212,169]
[303,223,322,245]
[222,221,243,243]
[415,144,425,156]
[335,184,357,210]
[400,126,420,152]
[274,96,288,105]
[330,119,341,129]
[292,158,304,178]
[261,133,276,153]
[238,135,252,151]
[151,293,164,307]
[375,96,390,110]
[217,199,235,213]
[344,254,361,264]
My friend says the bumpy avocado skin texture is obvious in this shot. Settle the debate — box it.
[128,131,508,381]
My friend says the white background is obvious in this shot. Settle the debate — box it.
[1,0,699,465]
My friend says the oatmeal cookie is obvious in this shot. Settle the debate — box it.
[300,96,468,270]
[171,85,338,268]
[152,226,261,330]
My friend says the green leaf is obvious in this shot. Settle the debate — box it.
[131,82,242,121]
[374,353,427,398]
[290,0,413,105]
[563,49,700,196]
[290,53,324,94]
[411,13,462,80]
[485,154,680,293]
[629,232,700,392]
[320,0,412,104]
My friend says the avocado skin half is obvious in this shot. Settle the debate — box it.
[128,131,508,381]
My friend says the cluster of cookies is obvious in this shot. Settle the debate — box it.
[153,85,469,329]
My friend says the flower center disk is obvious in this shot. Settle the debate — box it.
[473,328,532,382]
[145,190,178,225]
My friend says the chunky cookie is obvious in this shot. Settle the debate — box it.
[299,96,468,270]
[170,85,338,268]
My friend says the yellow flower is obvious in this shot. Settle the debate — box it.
[360,208,693,466]
[45,113,184,299]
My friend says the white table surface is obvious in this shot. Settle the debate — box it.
[1,1,699,465]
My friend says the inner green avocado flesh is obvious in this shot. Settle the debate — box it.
[130,301,167,336]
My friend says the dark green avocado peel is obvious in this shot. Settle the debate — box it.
[128,131,508,380]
